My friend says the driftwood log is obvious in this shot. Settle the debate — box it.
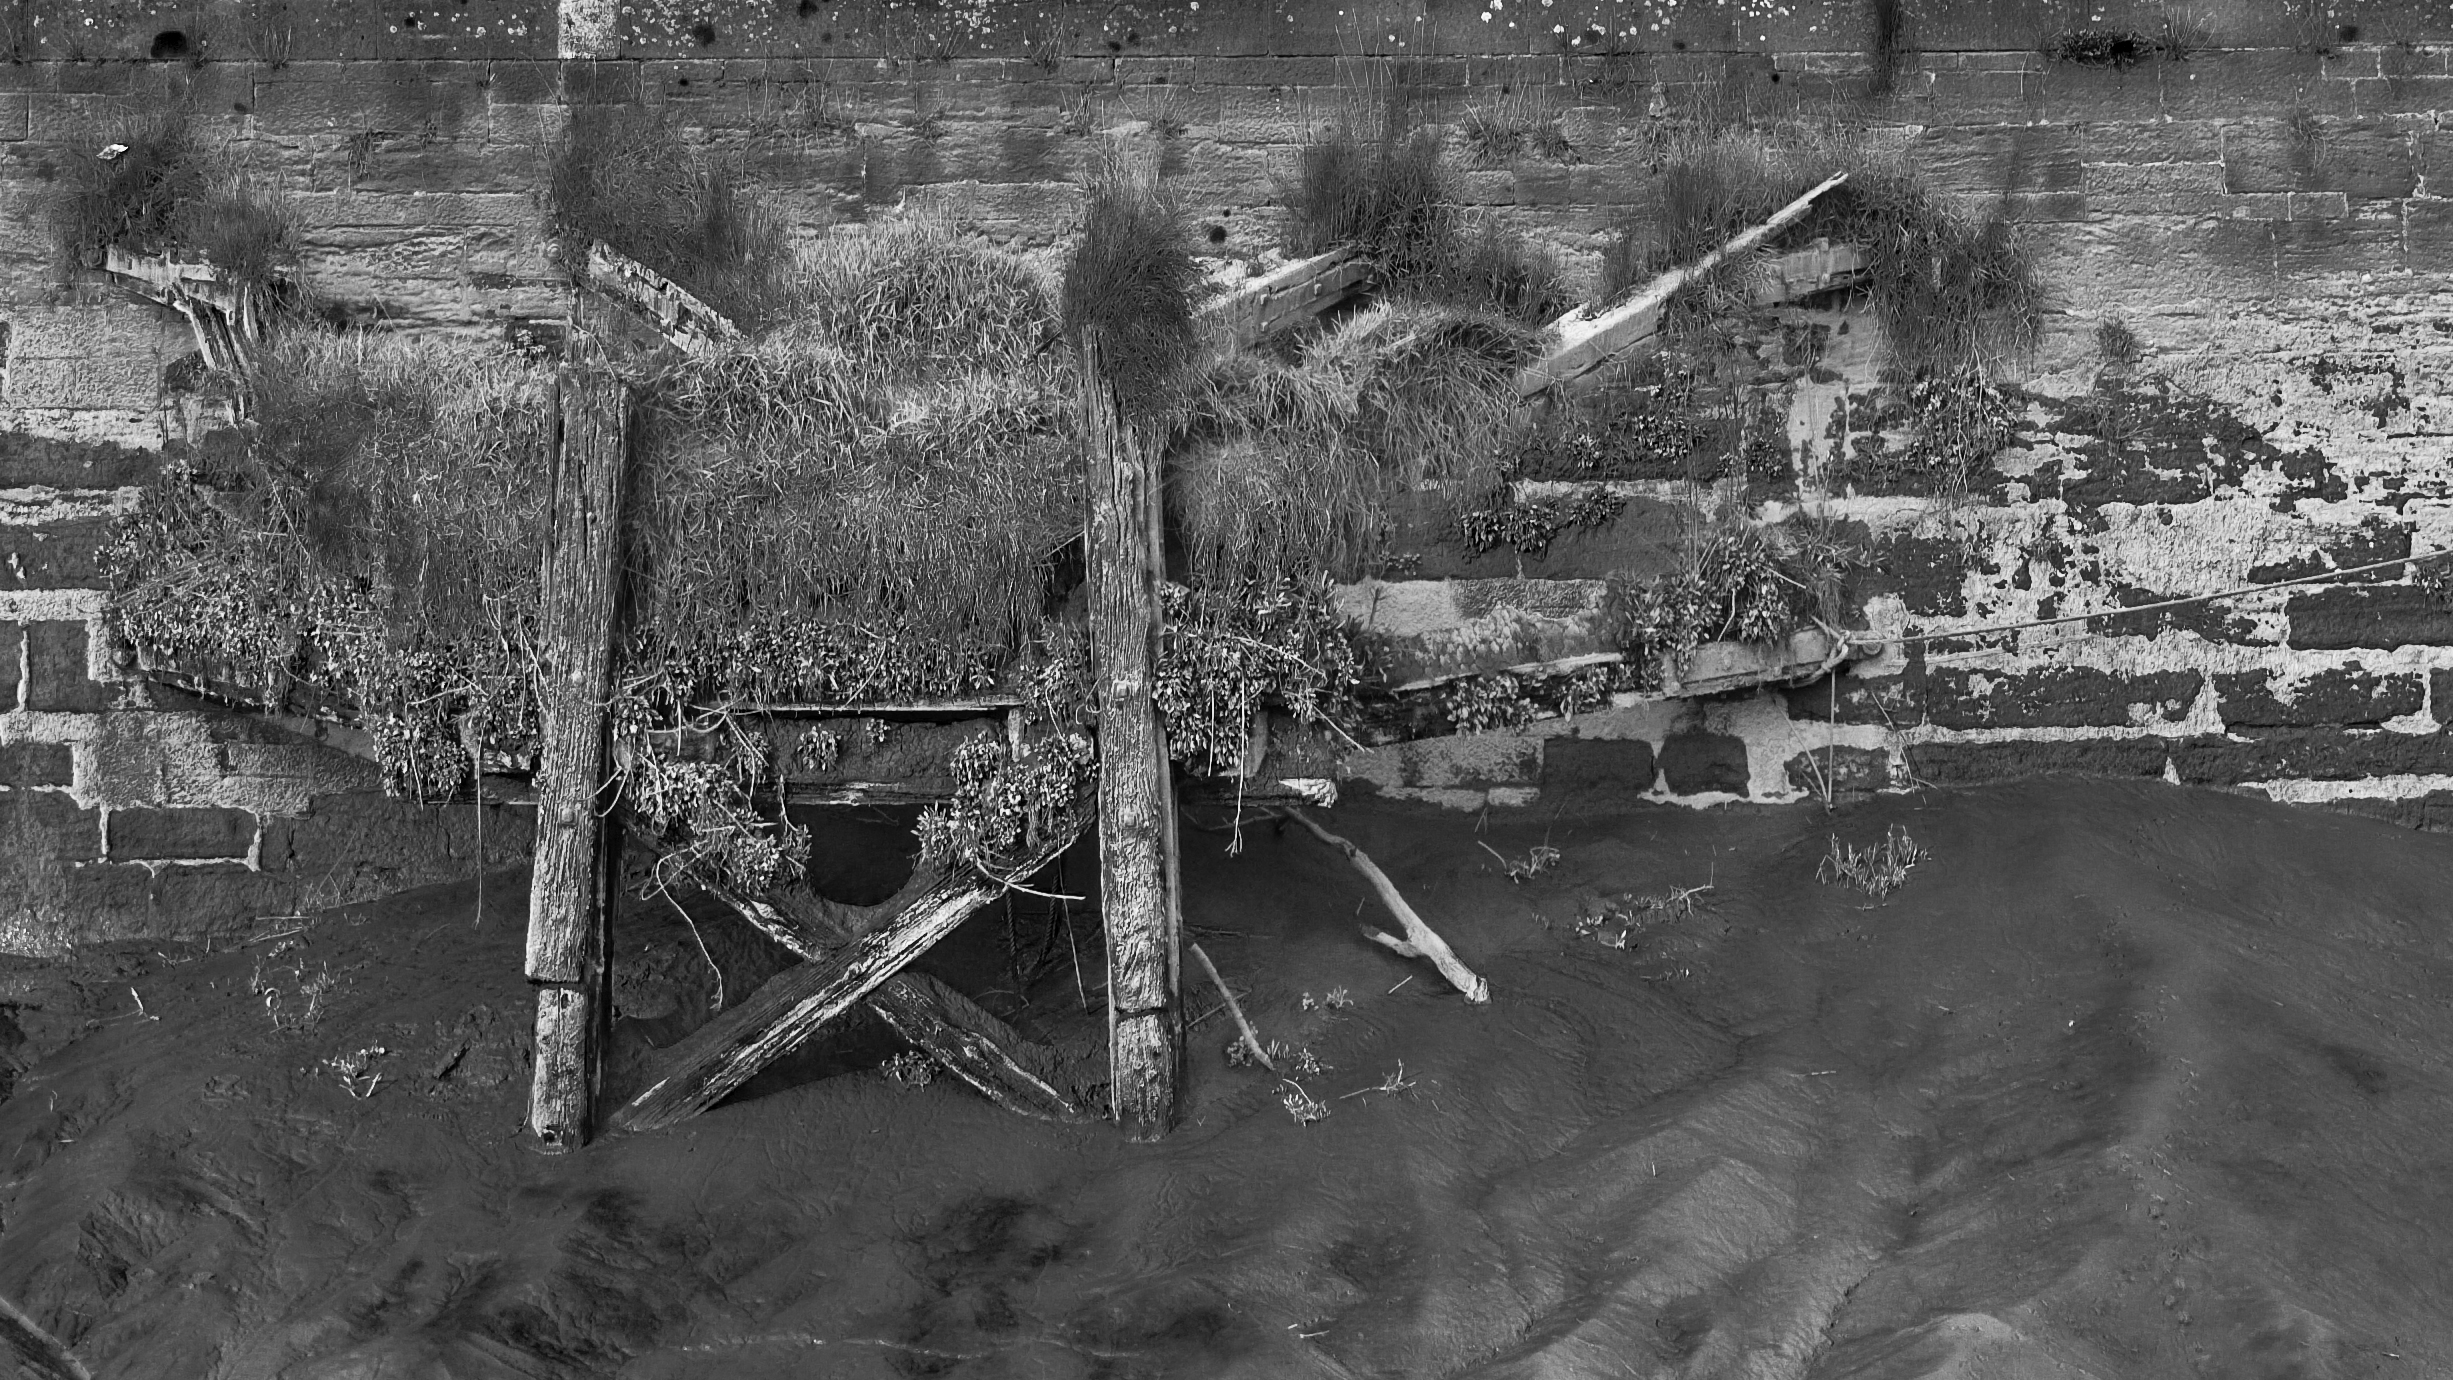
[612,822,1086,1133]
[1190,941,1273,1070]
[523,295,634,1152]
[1081,335,1185,1140]
[0,1290,91,1380]
[1281,808,1491,1003]
[674,862,1082,1121]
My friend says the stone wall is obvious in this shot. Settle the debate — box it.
[1,0,2450,947]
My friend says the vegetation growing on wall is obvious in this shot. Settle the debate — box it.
[545,108,794,329]
[1284,78,1568,325]
[1606,510,1863,688]
[52,113,298,306]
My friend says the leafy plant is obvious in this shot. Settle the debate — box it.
[1155,576,1371,776]
[1454,484,1627,557]
[1607,511,1865,687]
[545,107,793,329]
[1458,85,1577,165]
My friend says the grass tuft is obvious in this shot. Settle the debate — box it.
[545,107,794,330]
[1061,169,1201,423]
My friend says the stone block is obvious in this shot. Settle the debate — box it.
[2285,585,2453,649]
[24,620,107,711]
[2216,664,2425,728]
[1541,736,1657,795]
[1658,728,1749,796]
[1920,667,2204,730]
[0,515,110,589]
[147,865,302,940]
[0,432,159,488]
[1785,670,1922,727]
[1904,737,2172,786]
[1911,124,2083,195]
[0,621,17,707]
[0,742,73,787]
[2,783,98,860]
[2170,728,2453,784]
[1785,745,1894,796]
[2224,117,2416,199]
[108,806,257,861]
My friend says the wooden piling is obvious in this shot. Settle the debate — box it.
[1081,337,1183,1140]
[524,295,633,1152]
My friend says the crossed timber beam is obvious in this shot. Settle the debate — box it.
[1198,248,1371,349]
[613,819,1088,1134]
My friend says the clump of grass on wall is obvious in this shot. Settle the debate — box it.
[1060,167,1201,424]
[1598,121,2042,381]
[1171,303,1540,581]
[1285,77,1568,326]
[546,108,794,329]
[52,113,298,305]
[2041,22,2201,67]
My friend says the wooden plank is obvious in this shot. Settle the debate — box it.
[610,823,1081,1133]
[1081,336,1183,1141]
[523,297,634,1152]
[1751,239,1872,306]
[582,241,743,356]
[1518,171,1851,397]
[1198,248,1370,349]
[679,864,1083,1121]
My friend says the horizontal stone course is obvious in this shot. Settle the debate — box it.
[1542,736,1658,797]
[1920,666,2203,730]
[2170,727,2453,784]
[0,743,73,787]
[3,789,99,861]
[1905,737,2174,786]
[2215,664,2425,727]
[2286,585,2453,649]
[23,620,107,712]
[107,805,257,861]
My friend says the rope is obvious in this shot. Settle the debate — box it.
[1841,547,2453,654]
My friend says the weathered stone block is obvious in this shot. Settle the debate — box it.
[1905,738,2172,786]
[1785,670,1920,727]
[1541,736,1657,795]
[3,789,99,860]
[0,622,18,707]
[2285,585,2453,649]
[2224,117,2415,198]
[1785,745,1893,796]
[147,865,302,940]
[108,805,257,861]
[1911,124,2083,195]
[2215,664,2425,728]
[24,620,107,712]
[1921,666,2203,730]
[0,515,110,589]
[2170,728,2453,784]
[1658,728,1748,796]
[0,743,73,787]
[0,433,159,488]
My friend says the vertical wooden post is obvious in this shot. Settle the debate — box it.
[1081,338,1182,1140]
[525,294,632,1152]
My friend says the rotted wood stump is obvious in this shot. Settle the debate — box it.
[524,296,633,1152]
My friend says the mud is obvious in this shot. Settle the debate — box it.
[4,778,2451,1378]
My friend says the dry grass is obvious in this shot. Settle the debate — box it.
[545,108,794,329]
[1170,302,1539,580]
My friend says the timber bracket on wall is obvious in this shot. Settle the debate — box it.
[103,245,279,379]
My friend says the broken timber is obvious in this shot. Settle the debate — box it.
[1081,335,1185,1140]
[578,241,743,356]
[1516,172,1853,397]
[0,1289,91,1380]
[1281,807,1490,1003]
[524,294,634,1152]
[612,821,1086,1133]
[668,861,1082,1122]
[1197,248,1371,349]
[104,245,270,377]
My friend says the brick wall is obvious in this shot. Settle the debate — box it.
[1,0,2449,947]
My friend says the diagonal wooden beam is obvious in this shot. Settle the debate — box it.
[611,821,1085,1134]
[676,862,1083,1121]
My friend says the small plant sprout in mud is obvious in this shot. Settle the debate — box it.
[1340,1062,1418,1101]
[1479,841,1561,884]
[1817,824,1930,898]
[1573,885,1711,949]
[322,1046,386,1099]
[1279,1080,1333,1126]
[880,1050,938,1089]
[1234,1041,1327,1078]
[1301,988,1354,1012]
